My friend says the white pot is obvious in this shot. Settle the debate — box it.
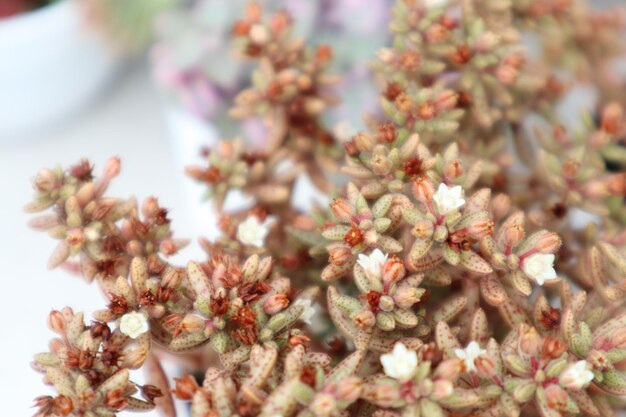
[0,0,121,139]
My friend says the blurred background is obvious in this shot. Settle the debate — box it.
[0,0,624,416]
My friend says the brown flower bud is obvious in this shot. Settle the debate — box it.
[172,374,199,400]
[377,122,397,144]
[354,132,376,152]
[141,385,163,403]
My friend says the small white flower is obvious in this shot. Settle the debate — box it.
[522,253,557,285]
[559,360,594,390]
[237,216,271,248]
[454,341,486,373]
[119,311,149,339]
[357,249,388,280]
[380,342,418,381]
[433,183,465,215]
[294,299,316,325]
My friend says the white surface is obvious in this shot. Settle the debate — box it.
[0,64,209,416]
[0,0,120,138]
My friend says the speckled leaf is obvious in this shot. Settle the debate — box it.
[469,309,489,345]
[460,250,493,274]
[377,235,403,253]
[322,225,351,241]
[435,321,461,351]
[465,188,491,212]
[407,251,444,272]
[498,298,530,328]
[425,265,451,286]
[480,274,507,306]
[430,295,467,325]
[187,261,212,299]
[372,195,393,218]
[328,349,365,382]
[442,244,461,266]
[509,270,532,296]
[409,238,434,264]
[321,261,354,281]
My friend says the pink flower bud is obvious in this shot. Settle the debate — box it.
[330,198,354,222]
[333,377,363,403]
[378,295,395,312]
[162,268,184,289]
[104,157,121,179]
[545,384,567,410]
[601,101,624,135]
[443,160,464,180]
[535,232,561,254]
[354,132,376,152]
[393,287,422,309]
[262,294,290,315]
[352,310,376,330]
[490,193,510,220]
[435,90,458,112]
[519,325,542,356]
[141,197,161,219]
[48,310,66,333]
[34,169,57,192]
[468,219,495,239]
[412,220,434,239]
[412,178,434,203]
[475,355,497,378]
[328,244,352,266]
[433,359,462,381]
[431,380,453,401]
[371,154,393,176]
[309,393,336,417]
[382,257,405,286]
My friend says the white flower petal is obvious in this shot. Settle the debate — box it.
[433,183,465,215]
[119,311,149,339]
[380,342,418,381]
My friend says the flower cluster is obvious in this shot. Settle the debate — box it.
[26,0,626,417]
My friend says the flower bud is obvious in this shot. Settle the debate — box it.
[104,157,121,179]
[353,132,375,152]
[351,310,376,330]
[328,245,352,266]
[435,90,458,112]
[330,198,354,222]
[412,220,434,239]
[262,294,290,315]
[378,295,395,312]
[545,384,567,410]
[519,325,541,356]
[333,377,363,402]
[35,169,58,193]
[363,383,400,408]
[433,359,462,381]
[601,102,624,135]
[468,219,494,239]
[141,197,161,219]
[431,380,453,401]
[309,393,336,417]
[490,193,510,220]
[610,327,626,349]
[475,355,497,378]
[48,310,66,333]
[393,287,423,309]
[535,232,561,254]
[443,160,464,180]
[382,257,405,286]
[412,178,434,203]
[371,154,393,176]
[162,268,184,289]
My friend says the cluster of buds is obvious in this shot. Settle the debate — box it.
[26,158,187,282]
[32,308,162,417]
[328,249,428,333]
